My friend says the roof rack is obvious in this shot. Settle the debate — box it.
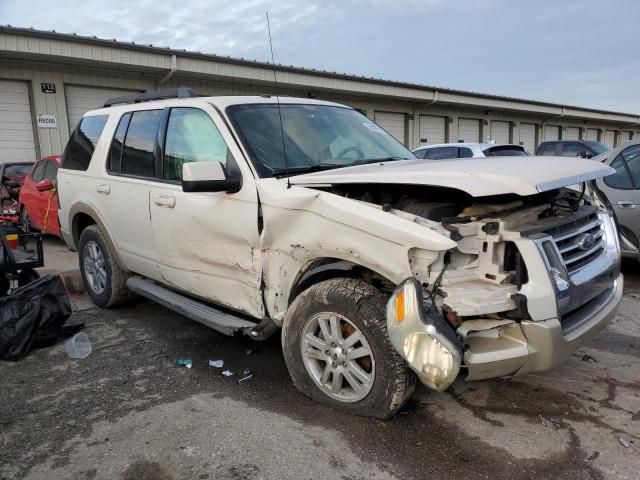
[102,87,196,108]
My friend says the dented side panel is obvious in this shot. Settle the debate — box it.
[255,179,456,323]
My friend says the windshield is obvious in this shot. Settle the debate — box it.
[584,141,610,155]
[226,104,414,177]
[4,164,31,175]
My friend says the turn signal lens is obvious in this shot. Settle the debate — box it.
[395,290,405,323]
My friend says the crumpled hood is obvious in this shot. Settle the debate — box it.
[288,156,615,197]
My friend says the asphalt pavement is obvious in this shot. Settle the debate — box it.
[0,238,638,479]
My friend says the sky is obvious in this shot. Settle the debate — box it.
[2,0,640,113]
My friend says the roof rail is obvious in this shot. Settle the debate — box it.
[102,87,196,108]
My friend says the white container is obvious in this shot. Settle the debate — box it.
[64,332,92,359]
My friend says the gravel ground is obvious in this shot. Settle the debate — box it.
[0,241,638,479]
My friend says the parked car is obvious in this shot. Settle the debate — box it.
[19,155,61,236]
[413,143,528,160]
[536,140,610,159]
[589,141,640,259]
[58,89,621,418]
[0,161,34,218]
[0,161,34,187]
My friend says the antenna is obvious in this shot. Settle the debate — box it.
[266,12,291,188]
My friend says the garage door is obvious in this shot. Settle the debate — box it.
[519,123,536,153]
[604,130,616,147]
[566,127,580,140]
[419,115,446,145]
[543,125,561,141]
[621,131,633,143]
[0,80,37,163]
[374,111,406,145]
[458,118,480,143]
[586,128,599,141]
[490,121,510,144]
[66,85,138,133]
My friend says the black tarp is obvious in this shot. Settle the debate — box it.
[0,275,74,361]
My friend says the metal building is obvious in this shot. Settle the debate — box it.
[1,25,639,162]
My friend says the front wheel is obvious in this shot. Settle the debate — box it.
[282,278,416,419]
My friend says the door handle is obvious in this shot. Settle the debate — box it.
[153,194,176,208]
[617,201,636,208]
[96,184,110,195]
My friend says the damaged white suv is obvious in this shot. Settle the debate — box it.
[58,89,622,418]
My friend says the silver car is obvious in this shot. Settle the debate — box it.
[413,142,528,160]
[592,140,640,259]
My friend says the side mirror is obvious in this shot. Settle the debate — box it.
[181,162,242,193]
[35,179,55,191]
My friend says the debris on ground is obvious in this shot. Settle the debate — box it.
[176,358,192,369]
[245,348,255,355]
[618,436,631,448]
[539,414,562,429]
[222,370,234,376]
[208,359,224,368]
[582,354,597,362]
[238,374,253,383]
[586,451,600,461]
[64,332,92,359]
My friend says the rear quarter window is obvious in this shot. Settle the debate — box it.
[61,115,109,171]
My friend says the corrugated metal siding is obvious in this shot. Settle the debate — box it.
[490,121,510,143]
[0,79,36,162]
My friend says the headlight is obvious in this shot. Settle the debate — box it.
[599,212,620,254]
[387,278,461,391]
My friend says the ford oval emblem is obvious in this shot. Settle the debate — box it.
[577,233,596,251]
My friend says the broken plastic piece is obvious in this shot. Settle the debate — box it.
[222,370,234,376]
[238,374,253,383]
[208,359,224,368]
[177,358,192,368]
[64,332,92,359]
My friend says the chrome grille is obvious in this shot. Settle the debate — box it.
[543,212,604,273]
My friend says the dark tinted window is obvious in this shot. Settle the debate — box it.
[121,110,162,178]
[31,160,46,181]
[108,113,131,173]
[424,147,458,159]
[413,148,428,159]
[61,115,108,171]
[539,143,557,155]
[605,155,633,189]
[43,160,58,182]
[560,142,584,157]
[459,148,474,158]
[164,108,230,181]
[483,146,527,157]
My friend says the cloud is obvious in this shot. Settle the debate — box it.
[1,0,639,113]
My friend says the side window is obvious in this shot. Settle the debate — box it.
[31,161,46,182]
[163,108,230,181]
[61,115,109,171]
[459,148,474,158]
[621,145,640,187]
[425,147,458,160]
[605,155,633,189]
[414,149,427,159]
[560,142,583,157]
[108,113,132,173]
[540,143,557,155]
[121,110,162,178]
[43,160,58,182]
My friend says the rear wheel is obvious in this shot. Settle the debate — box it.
[79,225,130,307]
[282,278,416,419]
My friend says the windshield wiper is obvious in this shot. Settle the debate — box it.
[272,163,344,177]
[348,156,411,166]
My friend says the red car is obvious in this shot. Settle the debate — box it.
[18,155,62,237]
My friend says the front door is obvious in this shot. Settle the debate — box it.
[148,106,263,318]
[597,144,640,255]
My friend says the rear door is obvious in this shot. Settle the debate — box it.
[598,144,640,253]
[21,160,46,229]
[40,160,60,235]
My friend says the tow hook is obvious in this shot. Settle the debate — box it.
[386,278,462,391]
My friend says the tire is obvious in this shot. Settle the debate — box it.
[78,225,130,307]
[282,278,416,419]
